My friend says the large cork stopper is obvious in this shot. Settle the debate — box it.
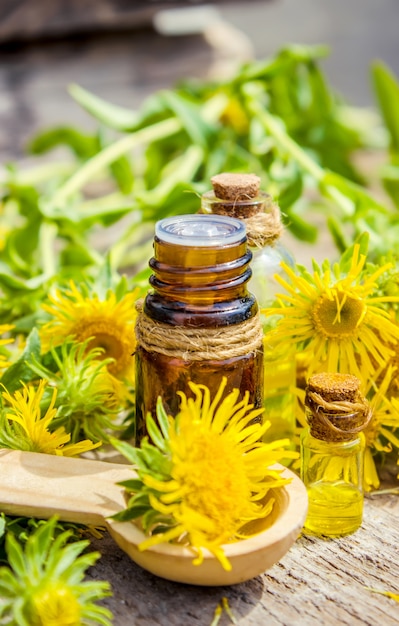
[305,372,371,442]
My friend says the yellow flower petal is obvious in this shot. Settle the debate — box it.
[40,282,139,381]
[136,378,292,571]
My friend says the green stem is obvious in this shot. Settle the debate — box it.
[248,99,355,215]
[39,222,57,277]
[0,162,75,187]
[248,101,324,181]
[51,92,227,208]
[142,145,204,204]
[52,118,182,207]
[109,145,204,270]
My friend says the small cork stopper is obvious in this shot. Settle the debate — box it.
[202,173,283,244]
[307,372,360,403]
[211,173,261,201]
[305,372,371,442]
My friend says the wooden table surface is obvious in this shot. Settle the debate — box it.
[89,482,399,625]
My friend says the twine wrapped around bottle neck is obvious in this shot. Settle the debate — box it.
[135,305,263,361]
[305,372,372,442]
[201,173,283,248]
[243,205,283,248]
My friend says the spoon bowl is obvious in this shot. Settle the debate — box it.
[0,449,307,586]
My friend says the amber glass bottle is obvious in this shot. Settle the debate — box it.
[201,173,296,449]
[301,373,370,537]
[135,214,264,444]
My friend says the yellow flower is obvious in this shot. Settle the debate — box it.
[40,281,139,381]
[32,584,81,626]
[363,367,399,491]
[221,96,249,135]
[1,380,100,456]
[0,517,112,626]
[29,339,133,442]
[115,378,297,571]
[264,244,399,384]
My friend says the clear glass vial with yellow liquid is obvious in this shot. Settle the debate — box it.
[134,213,264,444]
[300,372,371,537]
[201,173,295,447]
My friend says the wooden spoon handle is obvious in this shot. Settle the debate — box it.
[0,449,134,525]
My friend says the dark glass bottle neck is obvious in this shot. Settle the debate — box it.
[144,236,257,327]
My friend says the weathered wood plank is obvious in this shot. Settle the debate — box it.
[88,494,399,625]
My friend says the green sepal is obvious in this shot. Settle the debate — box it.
[1,328,41,392]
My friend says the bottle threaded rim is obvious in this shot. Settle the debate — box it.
[155,214,246,247]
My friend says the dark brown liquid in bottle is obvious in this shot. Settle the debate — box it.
[135,216,264,444]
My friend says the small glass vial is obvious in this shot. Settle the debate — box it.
[201,173,296,448]
[135,214,264,444]
[301,372,371,537]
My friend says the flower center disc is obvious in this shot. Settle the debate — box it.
[78,323,127,376]
[312,291,366,338]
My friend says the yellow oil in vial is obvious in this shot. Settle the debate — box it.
[304,482,363,537]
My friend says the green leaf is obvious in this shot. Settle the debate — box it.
[372,61,399,156]
[277,173,303,212]
[284,211,318,242]
[28,126,98,159]
[1,328,41,392]
[155,397,171,440]
[140,181,201,222]
[326,215,350,253]
[4,533,26,578]
[95,257,114,296]
[109,156,134,194]
[59,242,99,269]
[114,274,130,301]
[0,515,5,540]
[160,90,214,147]
[69,83,139,131]
[146,413,167,453]
[118,479,143,492]
[381,164,399,209]
[307,61,333,119]
[109,437,140,465]
[112,506,149,522]
[339,232,369,274]
[279,43,330,63]
[0,272,45,292]
[322,171,388,216]
[139,444,171,477]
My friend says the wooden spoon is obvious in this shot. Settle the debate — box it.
[0,448,308,586]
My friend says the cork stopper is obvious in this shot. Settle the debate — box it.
[307,373,360,403]
[201,172,283,246]
[211,173,261,201]
[305,372,371,442]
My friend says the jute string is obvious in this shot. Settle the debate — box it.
[135,309,263,361]
[305,390,372,442]
[244,202,283,248]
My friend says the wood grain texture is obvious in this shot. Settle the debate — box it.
[1,448,397,620]
[89,493,399,625]
[0,449,133,524]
